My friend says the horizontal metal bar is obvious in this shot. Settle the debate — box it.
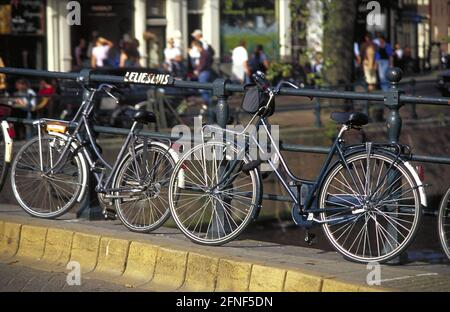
[1,67,449,106]
[6,117,450,165]
[0,67,79,80]
[400,95,450,106]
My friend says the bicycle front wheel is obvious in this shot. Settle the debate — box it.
[113,143,176,233]
[319,151,422,263]
[438,188,450,260]
[168,142,262,246]
[11,135,84,218]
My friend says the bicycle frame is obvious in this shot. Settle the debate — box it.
[34,86,146,195]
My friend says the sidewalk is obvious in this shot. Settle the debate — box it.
[0,204,449,292]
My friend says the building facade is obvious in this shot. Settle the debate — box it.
[0,0,448,72]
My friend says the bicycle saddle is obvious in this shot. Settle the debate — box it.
[330,112,369,127]
[133,110,156,124]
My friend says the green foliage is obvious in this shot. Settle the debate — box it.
[266,62,292,83]
[324,120,338,141]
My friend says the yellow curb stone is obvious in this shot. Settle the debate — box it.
[69,232,100,273]
[39,228,74,269]
[181,252,219,291]
[216,259,252,292]
[93,237,130,277]
[0,221,20,260]
[322,279,361,292]
[283,270,323,292]
[143,247,188,291]
[120,242,159,287]
[16,225,47,262]
[249,265,286,292]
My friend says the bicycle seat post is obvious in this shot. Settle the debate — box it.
[75,69,104,220]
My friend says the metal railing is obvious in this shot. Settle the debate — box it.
[0,66,449,217]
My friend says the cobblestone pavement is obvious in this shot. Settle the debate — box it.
[0,262,145,292]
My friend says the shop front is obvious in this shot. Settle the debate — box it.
[0,0,46,69]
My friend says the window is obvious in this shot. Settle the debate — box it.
[147,0,166,18]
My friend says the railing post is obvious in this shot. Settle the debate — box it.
[385,68,404,144]
[314,97,322,128]
[76,70,103,220]
[213,78,230,128]
[385,67,407,264]
[409,79,418,120]
[25,93,33,139]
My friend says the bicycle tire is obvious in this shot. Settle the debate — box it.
[113,142,176,233]
[318,150,422,264]
[438,187,450,260]
[11,135,85,219]
[0,127,10,192]
[168,141,262,246]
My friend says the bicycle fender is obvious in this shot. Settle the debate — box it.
[1,121,13,163]
[403,161,427,207]
[343,145,427,207]
[47,131,88,203]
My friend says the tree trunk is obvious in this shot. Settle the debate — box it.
[323,0,358,86]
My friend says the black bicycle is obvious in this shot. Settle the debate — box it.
[11,83,178,233]
[168,72,427,264]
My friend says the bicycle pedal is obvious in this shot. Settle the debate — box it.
[103,208,117,220]
[304,231,318,246]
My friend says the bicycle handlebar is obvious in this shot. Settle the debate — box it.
[251,71,310,99]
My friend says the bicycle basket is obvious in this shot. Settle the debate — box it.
[241,85,268,115]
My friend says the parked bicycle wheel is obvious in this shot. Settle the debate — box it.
[438,188,450,260]
[319,151,422,263]
[0,124,10,191]
[113,143,176,233]
[11,135,85,218]
[169,142,262,245]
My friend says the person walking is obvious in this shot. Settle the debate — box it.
[192,40,214,122]
[375,35,393,91]
[119,38,141,68]
[363,44,378,92]
[74,38,89,69]
[394,43,404,70]
[248,44,270,77]
[91,37,114,68]
[164,37,184,76]
[231,40,250,84]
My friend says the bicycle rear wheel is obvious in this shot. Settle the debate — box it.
[438,188,450,260]
[168,142,262,246]
[319,151,422,263]
[0,125,9,192]
[11,135,84,218]
[113,143,176,233]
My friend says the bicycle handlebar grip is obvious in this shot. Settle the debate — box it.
[252,71,270,92]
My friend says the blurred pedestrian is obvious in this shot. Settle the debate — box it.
[360,33,375,68]
[12,78,36,139]
[192,40,214,122]
[363,44,378,92]
[394,43,404,70]
[375,35,393,91]
[249,44,269,77]
[231,40,250,84]
[164,38,184,76]
[191,29,209,50]
[74,38,89,69]
[91,37,114,68]
[119,38,141,68]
